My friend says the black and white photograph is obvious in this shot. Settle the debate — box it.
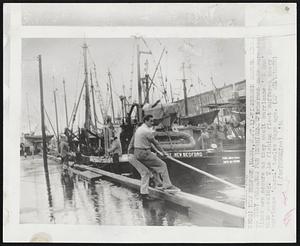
[20,37,245,227]
[3,3,296,243]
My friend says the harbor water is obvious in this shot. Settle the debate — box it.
[20,156,244,226]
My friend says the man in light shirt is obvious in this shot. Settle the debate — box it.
[60,135,69,167]
[134,114,180,193]
[108,137,122,161]
[108,136,122,173]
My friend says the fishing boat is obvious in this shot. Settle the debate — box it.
[62,39,245,197]
[180,109,220,126]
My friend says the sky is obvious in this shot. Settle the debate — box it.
[21,38,244,134]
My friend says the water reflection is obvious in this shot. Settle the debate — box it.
[44,165,55,223]
[142,199,174,226]
[60,169,75,203]
[20,157,237,226]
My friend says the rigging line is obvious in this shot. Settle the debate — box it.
[142,38,167,96]
[140,37,152,54]
[210,76,224,102]
[159,65,169,103]
[148,47,166,89]
[109,72,123,119]
[87,47,95,65]
[44,107,57,138]
[92,64,107,121]
[73,49,83,112]
[148,77,168,100]
[30,101,52,135]
[70,81,85,130]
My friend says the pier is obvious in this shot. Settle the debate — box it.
[74,163,244,227]
[20,155,244,227]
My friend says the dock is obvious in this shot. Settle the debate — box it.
[47,154,244,227]
[68,167,103,182]
[74,163,244,227]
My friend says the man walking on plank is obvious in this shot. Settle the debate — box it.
[133,114,180,194]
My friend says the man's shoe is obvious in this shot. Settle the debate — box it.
[163,185,181,193]
[155,184,164,190]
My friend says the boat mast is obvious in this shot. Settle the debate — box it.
[144,74,150,104]
[136,41,143,122]
[210,76,220,125]
[147,47,167,104]
[119,96,126,120]
[107,69,115,123]
[26,93,32,133]
[136,37,152,121]
[53,88,60,152]
[82,42,92,130]
[90,70,97,129]
[182,62,188,116]
[169,83,174,103]
[62,79,68,128]
[70,82,84,131]
[93,64,106,122]
[197,76,204,114]
[37,55,49,174]
[38,55,54,221]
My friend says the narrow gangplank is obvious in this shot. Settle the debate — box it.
[74,164,245,227]
[68,167,102,182]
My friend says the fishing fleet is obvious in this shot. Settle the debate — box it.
[21,38,246,226]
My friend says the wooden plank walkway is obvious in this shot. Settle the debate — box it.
[75,164,245,227]
[47,155,245,227]
[68,167,102,182]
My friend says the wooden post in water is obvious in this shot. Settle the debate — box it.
[38,55,55,222]
[38,55,49,173]
[53,89,60,152]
